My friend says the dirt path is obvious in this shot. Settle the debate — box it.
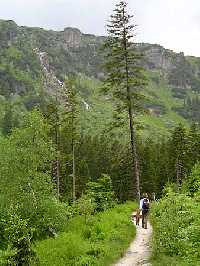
[114,214,152,266]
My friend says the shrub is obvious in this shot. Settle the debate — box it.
[4,206,37,265]
[0,111,71,263]
[150,191,200,264]
[86,174,115,212]
[31,199,71,239]
[182,163,200,196]
[75,194,96,222]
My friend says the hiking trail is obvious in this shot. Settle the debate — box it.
[114,213,152,266]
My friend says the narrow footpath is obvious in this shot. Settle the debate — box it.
[114,215,152,266]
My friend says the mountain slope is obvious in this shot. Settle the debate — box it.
[0,19,200,137]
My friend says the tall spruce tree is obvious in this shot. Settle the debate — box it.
[103,0,146,202]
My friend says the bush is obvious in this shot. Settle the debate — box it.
[182,163,200,196]
[0,111,71,263]
[75,194,96,222]
[86,174,115,212]
[31,199,71,239]
[4,206,37,265]
[150,191,200,265]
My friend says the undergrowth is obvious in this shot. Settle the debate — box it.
[33,201,137,266]
[150,189,200,266]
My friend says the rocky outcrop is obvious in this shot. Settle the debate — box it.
[62,27,82,48]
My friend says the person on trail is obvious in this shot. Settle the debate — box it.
[140,193,150,229]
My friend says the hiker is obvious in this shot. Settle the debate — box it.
[140,193,150,229]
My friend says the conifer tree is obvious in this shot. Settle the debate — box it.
[64,77,80,203]
[169,124,188,190]
[103,0,146,202]
[187,123,200,171]
[45,102,61,198]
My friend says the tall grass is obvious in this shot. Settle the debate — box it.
[33,201,137,266]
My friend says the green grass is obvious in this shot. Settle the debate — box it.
[145,71,183,110]
[163,111,188,127]
[137,74,189,138]
[151,255,199,266]
[33,202,137,266]
[137,110,188,139]
[186,56,200,67]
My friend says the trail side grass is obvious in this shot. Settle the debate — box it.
[150,255,195,266]
[33,201,137,266]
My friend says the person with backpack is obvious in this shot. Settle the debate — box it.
[140,193,150,229]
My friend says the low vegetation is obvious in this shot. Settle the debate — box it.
[150,164,200,266]
[33,202,136,266]
[0,110,136,265]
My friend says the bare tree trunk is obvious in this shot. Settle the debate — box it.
[127,99,140,203]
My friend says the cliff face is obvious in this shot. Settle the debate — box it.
[139,43,200,89]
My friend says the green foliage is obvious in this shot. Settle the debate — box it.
[0,45,41,97]
[102,1,146,116]
[182,163,200,196]
[34,202,137,266]
[0,19,200,138]
[168,124,188,186]
[0,110,55,207]
[30,199,70,239]
[102,0,147,202]
[75,194,96,220]
[5,206,37,265]
[0,97,27,136]
[1,103,15,135]
[2,18,200,266]
[151,255,193,266]
[86,174,115,211]
[58,117,200,203]
[0,110,70,263]
[150,191,200,265]
[165,123,200,189]
[174,95,200,123]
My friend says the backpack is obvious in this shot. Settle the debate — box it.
[142,198,149,212]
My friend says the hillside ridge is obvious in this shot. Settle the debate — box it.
[1,19,200,135]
